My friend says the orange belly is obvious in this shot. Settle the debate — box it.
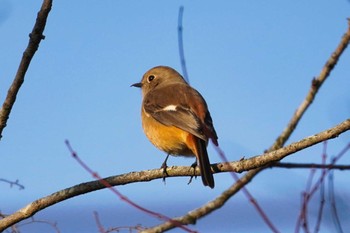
[141,110,194,156]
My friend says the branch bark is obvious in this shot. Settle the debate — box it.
[0,0,52,140]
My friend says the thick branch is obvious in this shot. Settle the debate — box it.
[0,0,52,140]
[0,118,349,231]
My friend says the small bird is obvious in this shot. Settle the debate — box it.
[132,66,218,188]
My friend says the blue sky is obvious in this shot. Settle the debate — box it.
[1,1,350,232]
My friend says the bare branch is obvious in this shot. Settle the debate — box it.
[0,178,25,190]
[295,143,327,233]
[271,18,350,151]
[329,172,344,233]
[0,0,53,140]
[272,163,350,170]
[314,173,325,233]
[17,217,60,233]
[177,6,189,83]
[0,212,60,233]
[216,119,350,173]
[94,211,107,233]
[295,141,350,233]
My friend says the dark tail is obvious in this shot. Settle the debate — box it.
[195,138,215,188]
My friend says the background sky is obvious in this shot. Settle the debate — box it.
[1,1,350,232]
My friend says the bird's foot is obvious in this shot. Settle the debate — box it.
[187,161,198,185]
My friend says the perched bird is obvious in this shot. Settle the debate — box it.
[132,66,218,188]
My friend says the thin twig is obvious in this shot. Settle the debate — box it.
[314,142,327,233]
[177,6,189,83]
[328,171,344,233]
[107,224,145,233]
[297,166,316,233]
[295,141,350,233]
[94,211,145,233]
[94,211,106,233]
[313,174,325,233]
[0,178,25,190]
[0,0,53,140]
[272,163,350,170]
[308,142,350,199]
[16,217,60,233]
[314,141,328,233]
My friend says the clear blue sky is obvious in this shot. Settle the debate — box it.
[1,1,350,232]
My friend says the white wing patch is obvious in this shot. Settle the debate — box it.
[163,105,177,111]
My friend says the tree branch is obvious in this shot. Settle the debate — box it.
[218,119,350,173]
[0,118,349,231]
[271,18,350,151]
[0,178,25,190]
[0,0,52,140]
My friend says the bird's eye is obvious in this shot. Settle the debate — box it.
[147,75,155,83]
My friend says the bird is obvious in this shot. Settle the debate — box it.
[132,66,218,188]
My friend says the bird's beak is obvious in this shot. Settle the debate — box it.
[131,82,142,88]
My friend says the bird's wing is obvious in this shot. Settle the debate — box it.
[143,84,207,141]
